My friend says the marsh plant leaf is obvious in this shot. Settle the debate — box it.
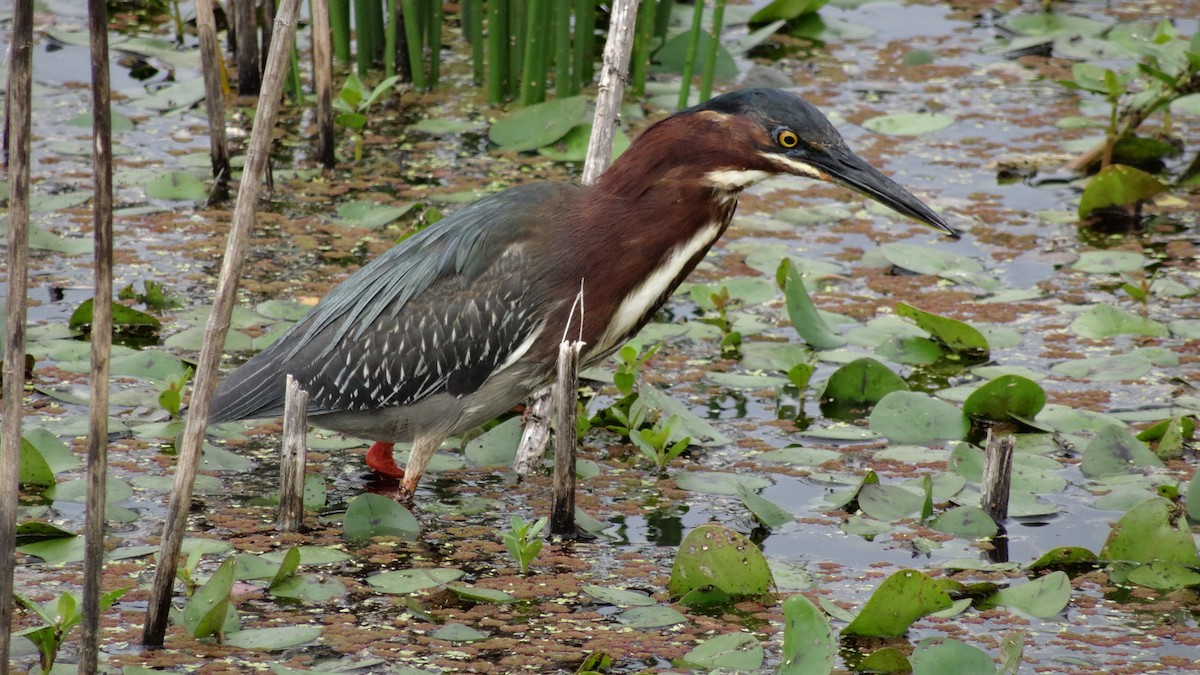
[334,200,415,229]
[582,585,656,607]
[857,648,911,673]
[862,112,956,136]
[653,32,738,79]
[869,391,969,444]
[146,171,209,201]
[875,335,943,365]
[877,243,997,290]
[895,303,989,357]
[539,123,631,162]
[672,471,771,495]
[1070,305,1168,339]
[750,0,830,22]
[1028,546,1099,572]
[431,623,488,642]
[668,524,774,599]
[640,386,730,445]
[619,605,687,629]
[980,571,1070,618]
[736,484,793,529]
[929,506,998,539]
[783,259,845,349]
[69,299,162,332]
[777,594,835,675]
[1080,425,1164,478]
[1188,475,1200,523]
[821,357,908,410]
[909,636,996,675]
[343,493,419,542]
[463,416,522,466]
[224,626,323,650]
[183,556,238,639]
[1125,561,1200,592]
[678,632,764,671]
[488,95,588,151]
[842,569,953,638]
[1002,13,1107,37]
[962,375,1046,423]
[1100,497,1200,565]
[1078,164,1166,218]
[1051,353,1153,381]
[367,568,464,594]
[857,483,925,521]
[1070,250,1147,274]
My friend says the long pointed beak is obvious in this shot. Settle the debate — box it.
[802,148,960,239]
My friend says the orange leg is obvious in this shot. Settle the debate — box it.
[365,441,405,479]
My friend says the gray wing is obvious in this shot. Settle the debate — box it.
[209,182,579,423]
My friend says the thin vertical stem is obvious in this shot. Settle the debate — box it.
[466,0,484,85]
[508,1,525,99]
[520,0,550,105]
[0,0,34,665]
[698,0,724,102]
[629,0,656,97]
[676,0,704,109]
[384,0,397,77]
[427,0,443,88]
[261,0,276,73]
[142,0,305,647]
[311,0,335,167]
[487,0,509,103]
[235,0,261,93]
[573,0,594,85]
[401,0,426,89]
[582,0,639,184]
[81,0,115,670]
[329,0,352,63]
[197,0,230,188]
[554,0,573,96]
[353,0,374,77]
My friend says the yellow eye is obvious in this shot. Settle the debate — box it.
[778,129,799,148]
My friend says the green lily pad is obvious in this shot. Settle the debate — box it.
[669,524,774,599]
[896,303,989,357]
[367,568,463,594]
[538,123,631,162]
[842,569,953,638]
[962,375,1045,423]
[334,200,415,229]
[928,506,998,539]
[1080,425,1164,478]
[619,605,688,629]
[909,637,995,675]
[737,484,793,529]
[146,171,209,201]
[980,571,1071,618]
[489,95,588,152]
[1100,497,1199,565]
[1027,546,1099,572]
[463,416,521,466]
[821,357,908,409]
[1079,164,1166,218]
[1051,353,1153,381]
[582,585,657,607]
[69,298,162,332]
[224,625,322,650]
[858,483,925,522]
[1070,305,1168,339]
[1125,561,1200,592]
[1070,250,1147,273]
[672,471,771,496]
[343,493,419,542]
[877,243,997,290]
[869,391,969,444]
[778,594,836,675]
[862,112,956,136]
[678,632,764,671]
[1002,13,1108,37]
[430,623,488,642]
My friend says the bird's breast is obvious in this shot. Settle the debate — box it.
[591,217,728,356]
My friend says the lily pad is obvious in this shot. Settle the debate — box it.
[367,568,463,594]
[146,171,209,201]
[678,632,764,671]
[962,375,1045,423]
[842,569,953,638]
[343,493,420,542]
[896,303,989,357]
[821,357,908,410]
[1080,425,1164,478]
[862,112,955,136]
[1070,250,1147,273]
[582,585,657,607]
[980,571,1070,618]
[1070,305,1168,339]
[619,605,687,629]
[489,95,588,152]
[928,506,998,539]
[778,594,836,675]
[1100,497,1199,565]
[869,391,969,444]
[668,524,774,599]
[672,471,771,496]
[334,200,415,229]
[909,637,995,675]
[224,625,322,650]
[1079,164,1166,218]
[430,623,488,642]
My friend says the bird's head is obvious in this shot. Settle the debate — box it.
[603,88,958,238]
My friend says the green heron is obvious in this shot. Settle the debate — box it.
[209,88,956,496]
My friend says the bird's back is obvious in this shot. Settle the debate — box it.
[208,182,583,426]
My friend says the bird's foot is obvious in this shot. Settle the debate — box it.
[365,441,406,480]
